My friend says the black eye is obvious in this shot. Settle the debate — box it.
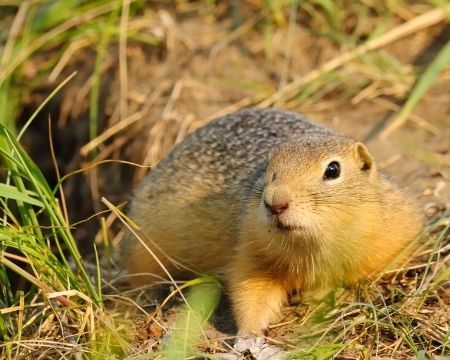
[323,161,341,180]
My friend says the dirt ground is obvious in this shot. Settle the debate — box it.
[17,3,450,358]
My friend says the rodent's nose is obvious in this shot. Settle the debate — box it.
[264,200,289,215]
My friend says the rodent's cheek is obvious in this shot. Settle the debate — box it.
[286,206,316,228]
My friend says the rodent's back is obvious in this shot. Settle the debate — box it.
[138,108,333,198]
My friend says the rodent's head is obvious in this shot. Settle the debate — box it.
[247,135,380,257]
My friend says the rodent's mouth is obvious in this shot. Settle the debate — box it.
[272,218,303,232]
[259,203,305,232]
[275,222,295,231]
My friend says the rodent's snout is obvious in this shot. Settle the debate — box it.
[262,186,292,216]
[264,199,289,215]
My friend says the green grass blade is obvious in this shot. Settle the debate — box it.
[17,72,77,141]
[382,39,450,135]
[0,183,43,207]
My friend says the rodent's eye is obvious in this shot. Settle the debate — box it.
[323,161,341,180]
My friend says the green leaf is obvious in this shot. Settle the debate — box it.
[0,183,43,207]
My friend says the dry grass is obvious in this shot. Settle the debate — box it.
[0,0,449,358]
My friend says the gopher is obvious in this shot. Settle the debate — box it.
[123,108,422,335]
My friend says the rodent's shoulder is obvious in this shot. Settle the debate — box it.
[144,108,334,191]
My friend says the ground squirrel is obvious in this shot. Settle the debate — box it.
[123,108,422,335]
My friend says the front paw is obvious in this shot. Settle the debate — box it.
[230,277,287,335]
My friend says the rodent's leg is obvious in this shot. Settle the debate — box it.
[227,259,287,335]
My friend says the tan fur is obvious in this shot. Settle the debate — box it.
[122,108,422,335]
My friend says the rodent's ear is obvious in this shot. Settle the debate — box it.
[354,143,376,173]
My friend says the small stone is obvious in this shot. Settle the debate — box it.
[233,337,285,360]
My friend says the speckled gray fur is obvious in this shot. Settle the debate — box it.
[137,108,334,199]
